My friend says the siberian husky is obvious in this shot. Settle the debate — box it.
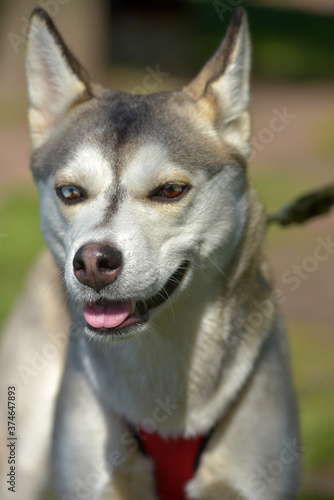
[0,7,301,500]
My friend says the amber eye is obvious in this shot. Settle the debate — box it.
[160,185,184,198]
[151,183,190,202]
[56,185,85,204]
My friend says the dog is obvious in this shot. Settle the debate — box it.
[0,7,301,500]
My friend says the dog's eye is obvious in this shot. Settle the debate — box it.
[151,184,190,202]
[56,185,85,204]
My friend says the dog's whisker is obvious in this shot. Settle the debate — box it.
[205,256,229,281]
[160,286,175,324]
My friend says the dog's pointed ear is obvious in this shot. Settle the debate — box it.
[26,8,92,149]
[184,8,251,149]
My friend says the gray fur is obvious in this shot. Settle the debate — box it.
[0,7,300,500]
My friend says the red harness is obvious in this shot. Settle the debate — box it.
[137,427,206,500]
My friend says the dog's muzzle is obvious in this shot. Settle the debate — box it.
[72,243,189,337]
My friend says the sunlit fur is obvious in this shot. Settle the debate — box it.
[0,7,300,500]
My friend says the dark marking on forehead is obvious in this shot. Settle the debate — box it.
[121,90,247,176]
[99,183,126,226]
[31,86,246,192]
[108,99,146,147]
[30,89,150,181]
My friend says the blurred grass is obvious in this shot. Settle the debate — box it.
[289,320,334,471]
[249,165,330,248]
[250,167,312,214]
[0,185,44,327]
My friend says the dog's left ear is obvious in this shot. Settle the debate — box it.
[26,8,92,149]
[184,8,251,151]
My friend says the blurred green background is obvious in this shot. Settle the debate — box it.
[0,0,333,498]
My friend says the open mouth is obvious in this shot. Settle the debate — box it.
[83,261,189,336]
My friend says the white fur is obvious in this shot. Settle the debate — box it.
[26,15,86,148]
[0,8,300,500]
[37,145,114,268]
[211,23,251,124]
[56,144,115,195]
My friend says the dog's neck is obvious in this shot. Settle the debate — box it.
[71,190,273,436]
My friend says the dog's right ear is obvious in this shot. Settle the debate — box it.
[183,8,251,156]
[26,8,92,149]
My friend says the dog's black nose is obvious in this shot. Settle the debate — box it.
[73,243,122,292]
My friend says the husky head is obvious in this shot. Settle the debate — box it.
[26,8,251,340]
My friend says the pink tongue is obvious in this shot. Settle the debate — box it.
[84,301,132,329]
